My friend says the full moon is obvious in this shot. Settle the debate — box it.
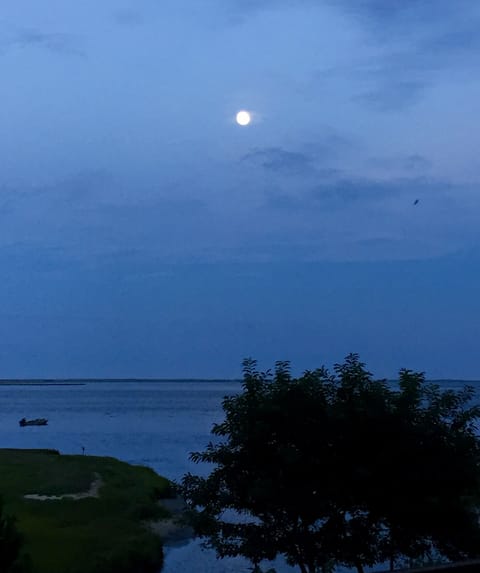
[236,110,251,126]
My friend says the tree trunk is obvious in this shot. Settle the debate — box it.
[297,562,308,573]
[355,562,365,573]
[293,537,308,573]
[389,529,395,571]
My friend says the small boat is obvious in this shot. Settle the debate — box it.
[19,418,48,427]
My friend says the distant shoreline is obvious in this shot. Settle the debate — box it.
[0,382,87,386]
[0,378,243,385]
[0,378,478,384]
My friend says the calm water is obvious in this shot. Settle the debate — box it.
[0,380,297,572]
[0,380,477,573]
[0,381,238,481]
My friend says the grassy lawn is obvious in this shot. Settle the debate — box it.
[0,449,172,573]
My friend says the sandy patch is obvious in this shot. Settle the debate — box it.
[24,473,103,501]
[147,497,194,546]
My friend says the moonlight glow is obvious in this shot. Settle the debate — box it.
[236,111,251,126]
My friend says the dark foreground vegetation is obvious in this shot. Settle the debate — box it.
[0,449,171,573]
[181,355,480,573]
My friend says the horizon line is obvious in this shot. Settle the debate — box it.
[0,377,479,383]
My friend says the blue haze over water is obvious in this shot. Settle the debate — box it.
[0,380,477,573]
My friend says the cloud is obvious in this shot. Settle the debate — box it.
[317,176,457,207]
[265,175,457,213]
[242,136,353,177]
[368,154,432,174]
[290,1,480,112]
[80,196,207,224]
[113,9,145,28]
[242,147,314,175]
[0,169,213,270]
[403,155,432,172]
[217,0,319,25]
[221,0,297,16]
[1,171,111,209]
[356,80,426,112]
[249,174,480,263]
[1,165,478,269]
[334,0,475,36]
[5,28,85,57]
[311,56,433,112]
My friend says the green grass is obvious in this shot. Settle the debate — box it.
[0,449,173,573]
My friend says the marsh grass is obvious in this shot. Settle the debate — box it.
[0,449,172,573]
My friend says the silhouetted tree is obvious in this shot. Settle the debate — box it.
[181,355,480,573]
[0,498,28,573]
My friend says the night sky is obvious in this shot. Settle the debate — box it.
[1,1,480,378]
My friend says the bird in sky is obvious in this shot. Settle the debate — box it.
[413,199,419,205]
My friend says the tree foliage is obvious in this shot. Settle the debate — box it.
[0,498,28,573]
[181,355,480,573]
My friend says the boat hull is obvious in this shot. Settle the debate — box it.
[19,418,48,427]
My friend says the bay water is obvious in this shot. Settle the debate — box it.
[0,380,294,572]
[0,379,476,573]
